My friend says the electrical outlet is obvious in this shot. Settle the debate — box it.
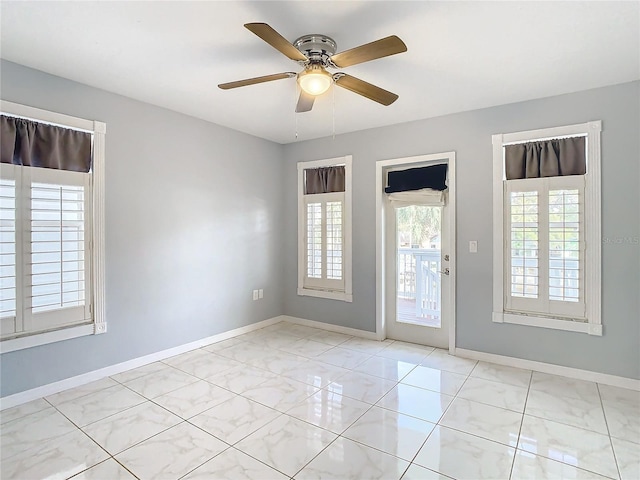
[469,240,478,253]
[252,290,259,301]
[258,289,264,299]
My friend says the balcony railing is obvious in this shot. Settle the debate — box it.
[398,248,441,321]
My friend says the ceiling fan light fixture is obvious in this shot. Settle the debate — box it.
[298,66,332,96]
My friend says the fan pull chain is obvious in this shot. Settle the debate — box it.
[294,83,299,141]
[332,82,336,140]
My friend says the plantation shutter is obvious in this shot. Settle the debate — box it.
[504,137,586,319]
[0,167,18,335]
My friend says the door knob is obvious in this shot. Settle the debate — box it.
[439,268,450,275]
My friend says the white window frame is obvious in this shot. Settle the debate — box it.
[492,121,602,336]
[297,155,352,302]
[0,100,106,353]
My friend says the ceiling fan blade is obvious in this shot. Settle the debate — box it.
[218,72,296,90]
[334,73,398,106]
[296,90,315,113]
[330,35,407,68]
[244,23,308,62]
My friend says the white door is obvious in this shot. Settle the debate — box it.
[385,189,452,349]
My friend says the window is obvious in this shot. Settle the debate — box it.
[492,121,602,335]
[0,101,106,352]
[297,155,352,302]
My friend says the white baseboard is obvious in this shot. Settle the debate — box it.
[0,316,283,411]
[281,315,379,340]
[455,348,640,391]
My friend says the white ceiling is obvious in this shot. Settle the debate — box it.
[1,1,638,144]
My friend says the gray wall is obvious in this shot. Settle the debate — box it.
[1,60,638,397]
[282,81,640,380]
[0,61,285,397]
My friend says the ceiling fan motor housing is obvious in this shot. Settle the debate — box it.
[293,34,337,66]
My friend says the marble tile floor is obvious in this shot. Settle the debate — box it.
[1,321,638,480]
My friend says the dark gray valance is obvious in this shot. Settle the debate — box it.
[505,136,585,180]
[305,166,345,194]
[385,164,448,193]
[1,115,92,173]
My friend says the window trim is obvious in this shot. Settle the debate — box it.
[492,121,602,336]
[297,155,352,302]
[0,100,106,353]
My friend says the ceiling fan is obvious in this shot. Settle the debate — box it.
[218,23,407,113]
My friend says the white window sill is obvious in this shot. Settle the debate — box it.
[298,288,353,302]
[492,312,602,336]
[0,322,106,353]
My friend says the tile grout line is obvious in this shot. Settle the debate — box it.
[213,363,336,479]
[109,457,141,480]
[289,433,341,479]
[381,357,470,477]
[230,445,295,480]
[175,443,291,480]
[520,410,612,436]
[72,382,210,467]
[66,457,140,480]
[395,359,533,477]
[279,346,392,476]
[132,419,232,480]
[0,396,59,428]
[400,356,474,479]
[227,331,399,478]
[507,370,532,480]
[44,377,119,407]
[101,413,245,480]
[171,444,233,480]
[201,409,307,479]
[286,400,379,477]
[184,408,284,448]
[0,396,106,477]
[597,382,624,480]
[508,375,620,479]
[509,377,626,436]
[240,333,424,477]
[43,400,123,480]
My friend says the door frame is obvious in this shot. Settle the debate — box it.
[375,152,457,352]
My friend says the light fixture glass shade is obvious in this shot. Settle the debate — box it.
[298,67,332,96]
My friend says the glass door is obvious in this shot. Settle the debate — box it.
[386,203,450,348]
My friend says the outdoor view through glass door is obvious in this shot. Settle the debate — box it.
[396,205,442,328]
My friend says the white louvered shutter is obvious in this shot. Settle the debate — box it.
[0,165,18,335]
[505,176,585,319]
[303,192,345,292]
[0,164,92,339]
[24,166,92,332]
